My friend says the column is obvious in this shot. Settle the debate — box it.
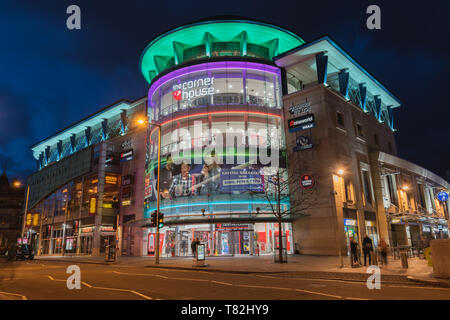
[92,142,106,256]
[315,52,328,84]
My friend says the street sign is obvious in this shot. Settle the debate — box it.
[437,191,448,202]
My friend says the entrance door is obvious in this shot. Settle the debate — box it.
[220,232,230,254]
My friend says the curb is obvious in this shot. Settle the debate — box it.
[406,276,450,288]
[35,258,113,265]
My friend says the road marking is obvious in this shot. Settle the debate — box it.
[82,282,92,288]
[0,290,28,300]
[48,275,55,280]
[236,284,292,291]
[295,288,342,299]
[155,275,169,279]
[130,290,152,300]
[211,280,233,286]
[385,284,450,291]
[345,297,370,300]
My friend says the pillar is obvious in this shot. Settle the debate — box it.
[315,52,328,84]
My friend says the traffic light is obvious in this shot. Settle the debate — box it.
[158,213,164,229]
[150,211,157,227]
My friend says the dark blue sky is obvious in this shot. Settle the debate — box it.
[0,0,449,182]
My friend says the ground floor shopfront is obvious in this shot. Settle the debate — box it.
[143,222,294,257]
[389,221,449,247]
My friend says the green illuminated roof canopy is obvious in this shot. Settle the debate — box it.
[139,19,305,83]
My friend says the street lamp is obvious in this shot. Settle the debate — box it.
[137,117,162,265]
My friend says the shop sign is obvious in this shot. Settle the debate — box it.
[120,149,133,162]
[293,135,313,152]
[391,218,401,224]
[26,212,32,227]
[365,221,375,227]
[101,226,115,232]
[432,227,440,233]
[89,196,97,215]
[344,219,357,226]
[437,191,449,202]
[173,77,215,101]
[105,175,118,185]
[289,101,311,115]
[32,213,39,226]
[81,227,94,233]
[288,114,315,132]
[103,203,112,209]
[300,174,315,189]
[122,199,131,206]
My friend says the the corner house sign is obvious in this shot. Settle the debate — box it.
[288,114,315,132]
[289,101,311,115]
[300,174,315,189]
[293,136,313,152]
[437,191,448,202]
[173,77,215,101]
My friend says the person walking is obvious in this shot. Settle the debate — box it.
[350,238,359,266]
[362,235,374,266]
[379,239,388,266]
[191,238,197,258]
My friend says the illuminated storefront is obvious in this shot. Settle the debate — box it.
[139,18,305,256]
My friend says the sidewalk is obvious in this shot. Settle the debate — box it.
[34,254,450,287]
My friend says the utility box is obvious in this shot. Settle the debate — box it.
[430,240,450,278]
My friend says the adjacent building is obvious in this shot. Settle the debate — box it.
[23,17,450,257]
[0,171,24,252]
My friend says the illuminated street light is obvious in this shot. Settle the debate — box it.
[137,118,146,125]
[402,185,409,191]
[337,169,344,176]
[13,180,21,188]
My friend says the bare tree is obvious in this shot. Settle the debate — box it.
[253,166,318,263]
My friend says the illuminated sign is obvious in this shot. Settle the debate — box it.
[120,149,133,162]
[300,174,315,189]
[91,179,98,184]
[26,212,32,226]
[105,176,118,185]
[288,114,315,132]
[122,175,133,186]
[103,203,112,209]
[32,213,39,226]
[101,226,115,232]
[172,77,215,101]
[122,199,131,206]
[89,196,97,215]
[197,244,205,261]
[289,101,311,115]
[81,227,94,233]
[293,136,313,152]
[344,219,356,226]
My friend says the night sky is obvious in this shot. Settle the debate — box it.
[1,0,449,183]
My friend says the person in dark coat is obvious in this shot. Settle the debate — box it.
[362,235,374,266]
[350,238,359,264]
[191,238,197,257]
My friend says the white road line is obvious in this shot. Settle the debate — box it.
[211,280,233,286]
[236,284,292,291]
[130,290,152,300]
[0,290,28,300]
[295,288,342,299]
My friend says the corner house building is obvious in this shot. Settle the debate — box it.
[23,17,450,257]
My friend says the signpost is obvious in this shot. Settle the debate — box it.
[300,174,315,189]
[437,191,448,202]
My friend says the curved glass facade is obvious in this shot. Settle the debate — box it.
[144,61,289,226]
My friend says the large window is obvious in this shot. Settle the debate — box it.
[149,61,282,120]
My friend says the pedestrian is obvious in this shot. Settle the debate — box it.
[350,238,359,265]
[191,238,197,257]
[362,235,374,266]
[379,239,388,266]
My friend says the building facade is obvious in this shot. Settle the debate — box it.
[0,171,24,253]
[23,17,450,257]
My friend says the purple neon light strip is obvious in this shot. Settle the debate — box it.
[147,61,281,108]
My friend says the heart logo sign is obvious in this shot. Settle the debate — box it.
[173,90,182,100]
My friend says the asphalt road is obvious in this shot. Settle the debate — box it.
[0,259,449,300]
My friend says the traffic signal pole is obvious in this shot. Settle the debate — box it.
[155,125,161,265]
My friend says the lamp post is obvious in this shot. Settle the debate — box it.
[138,117,162,264]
